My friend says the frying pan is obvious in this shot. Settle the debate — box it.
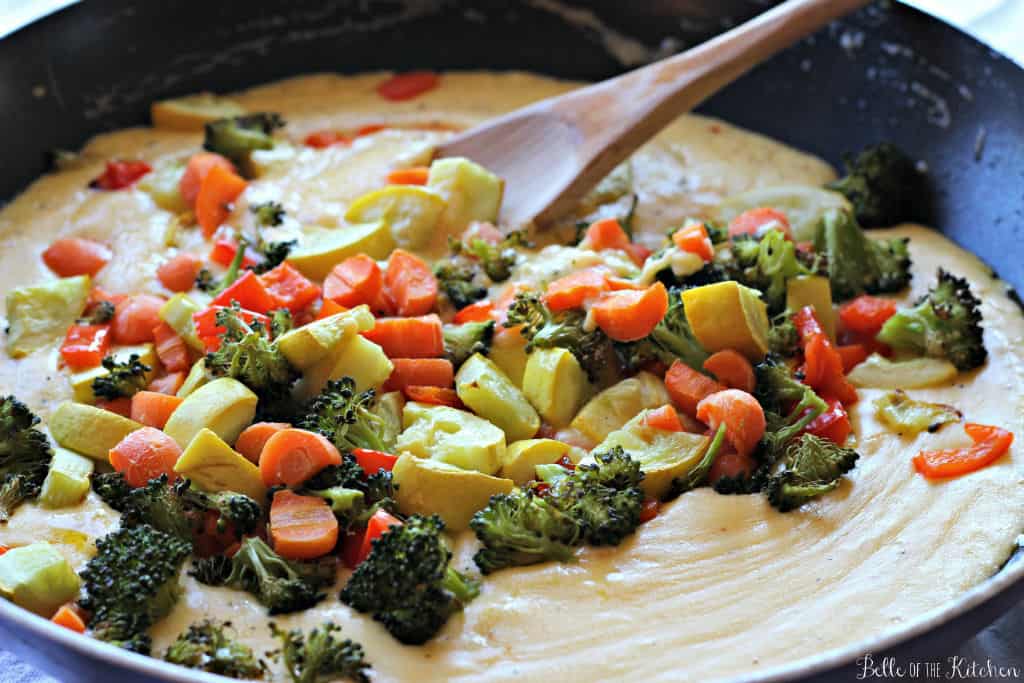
[1,1,1022,681]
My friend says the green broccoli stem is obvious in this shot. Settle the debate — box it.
[441,567,480,606]
[213,236,250,296]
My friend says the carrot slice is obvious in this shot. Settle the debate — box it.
[324,255,383,308]
[259,428,342,487]
[672,223,714,261]
[544,268,609,312]
[377,71,440,101]
[112,294,166,344]
[351,448,399,475]
[42,237,111,278]
[195,163,247,238]
[383,358,454,392]
[403,385,463,408]
[839,295,898,336]
[179,151,235,206]
[363,314,444,358]
[259,263,322,313]
[153,322,190,372]
[109,427,182,488]
[386,166,430,185]
[385,249,438,316]
[157,253,202,293]
[642,404,683,432]
[913,423,1014,479]
[695,389,767,458]
[148,371,185,395]
[728,207,793,240]
[702,349,756,394]
[269,490,339,560]
[51,604,86,633]
[664,359,725,418]
[236,422,291,464]
[453,300,494,324]
[591,282,669,342]
[130,391,184,430]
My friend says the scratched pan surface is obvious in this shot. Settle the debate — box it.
[0,1,1023,681]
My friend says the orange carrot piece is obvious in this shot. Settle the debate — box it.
[130,391,184,430]
[196,164,247,238]
[544,268,609,312]
[913,423,1014,479]
[259,262,322,313]
[642,404,683,432]
[112,294,166,344]
[403,385,463,408]
[109,427,182,488]
[383,358,454,392]
[664,359,725,418]
[236,422,291,464]
[259,428,342,487]
[702,349,756,394]
[148,371,185,395]
[672,223,714,261]
[51,604,86,633]
[695,389,766,458]
[324,255,383,308]
[728,207,793,240]
[41,237,111,278]
[157,253,202,292]
[386,166,430,185]
[269,489,339,560]
[453,300,494,324]
[385,249,438,316]
[153,322,191,372]
[363,314,444,358]
[584,218,631,252]
[179,151,235,206]
[591,282,669,342]
[316,298,347,320]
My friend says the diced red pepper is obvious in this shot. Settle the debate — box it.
[304,131,352,148]
[90,160,152,190]
[352,448,399,476]
[346,509,403,568]
[453,300,494,324]
[211,270,278,314]
[209,239,258,269]
[803,398,852,445]
[839,295,898,337]
[259,262,322,312]
[639,499,661,523]
[60,324,111,370]
[193,306,269,351]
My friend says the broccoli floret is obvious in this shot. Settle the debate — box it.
[443,321,494,368]
[199,236,250,295]
[0,396,53,522]
[270,308,293,337]
[164,619,265,679]
[175,479,262,535]
[765,434,859,511]
[826,143,922,227]
[271,621,371,683]
[299,378,391,453]
[450,230,530,282]
[434,261,487,310]
[718,229,813,313]
[204,113,285,171]
[555,447,644,545]
[302,453,365,491]
[90,471,133,512]
[79,524,192,653]
[340,514,479,645]
[79,300,115,324]
[251,200,285,227]
[121,475,262,540]
[814,208,912,300]
[251,239,297,275]
[876,269,986,371]
[617,287,708,371]
[191,536,335,615]
[470,491,579,574]
[91,353,151,401]
[766,311,800,358]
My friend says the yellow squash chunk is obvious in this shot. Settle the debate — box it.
[299,334,393,400]
[501,438,579,485]
[682,281,769,362]
[396,402,506,475]
[393,454,514,531]
[847,353,958,389]
[137,159,189,213]
[717,184,852,242]
[177,358,209,398]
[159,294,205,351]
[68,343,158,404]
[0,543,79,617]
[427,157,504,234]
[287,221,395,281]
[593,412,711,500]
[570,371,670,444]
[49,401,143,462]
[786,275,835,340]
[487,327,529,388]
[277,305,374,370]
[39,448,95,509]
[5,275,90,358]
[522,347,589,428]
[344,186,446,250]
[163,377,258,449]
[151,92,247,131]
[174,428,266,501]
[455,353,539,442]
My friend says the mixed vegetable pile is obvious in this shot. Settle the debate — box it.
[0,73,1015,681]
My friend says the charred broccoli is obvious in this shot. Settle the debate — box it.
[718,229,815,313]
[251,238,297,275]
[814,208,912,300]
[79,524,192,653]
[826,142,922,227]
[299,378,392,453]
[271,621,371,683]
[876,269,986,371]
[617,287,708,371]
[204,112,285,172]
[470,491,579,574]
[449,230,529,282]
[765,434,859,511]
[120,475,263,541]
[90,470,133,512]
[443,320,494,368]
[434,261,487,310]
[340,514,479,645]
[0,396,53,522]
[251,200,285,227]
[164,619,265,679]
[299,453,398,527]
[92,353,151,400]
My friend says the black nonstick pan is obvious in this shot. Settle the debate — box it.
[0,2,1022,681]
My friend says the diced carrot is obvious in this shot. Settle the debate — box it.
[324,255,383,308]
[130,391,184,429]
[153,322,190,372]
[96,398,132,417]
[639,499,661,523]
[147,371,185,395]
[664,360,725,417]
[544,268,609,312]
[672,223,714,261]
[351,448,399,475]
[642,404,683,432]
[584,218,631,252]
[702,349,756,394]
[345,509,403,568]
[695,389,766,458]
[60,324,111,370]
[803,398,851,445]
[269,490,339,560]
[41,237,111,278]
[383,358,454,392]
[109,426,182,487]
[728,207,793,240]
[377,71,440,101]
[837,343,869,373]
[209,239,258,269]
[211,270,277,314]
[260,262,322,312]
[259,428,343,487]
[304,130,351,148]
[195,164,247,238]
[839,295,898,337]
[913,423,1014,479]
[454,300,494,324]
[591,282,669,342]
[51,604,86,633]
[179,152,235,206]
[157,253,202,292]
[403,385,463,408]
[90,160,151,191]
[316,298,346,320]
[363,314,444,358]
[386,166,430,185]
[236,422,291,464]
[385,249,438,316]
[112,294,166,344]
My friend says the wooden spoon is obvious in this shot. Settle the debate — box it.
[436,0,869,229]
